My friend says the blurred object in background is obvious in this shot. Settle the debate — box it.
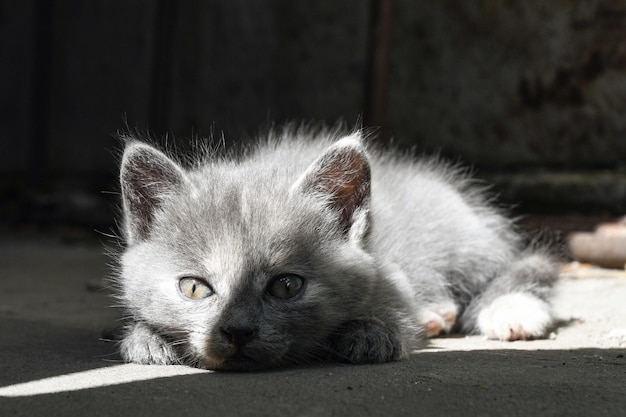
[568,217,626,269]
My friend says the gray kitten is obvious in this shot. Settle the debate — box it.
[115,128,557,371]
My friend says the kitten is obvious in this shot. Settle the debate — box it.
[115,128,558,371]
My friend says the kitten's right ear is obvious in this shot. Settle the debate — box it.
[292,133,371,243]
[120,142,186,244]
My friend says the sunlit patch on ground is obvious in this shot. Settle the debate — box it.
[0,364,208,397]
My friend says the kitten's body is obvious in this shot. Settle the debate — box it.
[116,128,557,370]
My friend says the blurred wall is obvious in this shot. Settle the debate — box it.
[2,0,626,227]
[1,0,369,181]
[389,1,626,169]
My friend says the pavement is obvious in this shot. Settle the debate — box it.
[0,235,625,416]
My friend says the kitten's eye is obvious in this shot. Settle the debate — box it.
[267,275,305,300]
[179,277,213,300]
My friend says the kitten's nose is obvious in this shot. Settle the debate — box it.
[221,326,257,347]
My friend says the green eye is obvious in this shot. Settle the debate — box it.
[179,277,213,300]
[267,275,305,300]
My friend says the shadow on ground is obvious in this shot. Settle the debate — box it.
[0,318,117,386]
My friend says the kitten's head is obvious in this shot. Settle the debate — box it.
[118,133,378,370]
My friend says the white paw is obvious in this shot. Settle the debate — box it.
[120,323,179,365]
[421,302,458,337]
[477,293,553,341]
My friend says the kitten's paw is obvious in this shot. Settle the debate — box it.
[477,293,553,341]
[330,320,403,364]
[420,303,458,337]
[120,323,179,365]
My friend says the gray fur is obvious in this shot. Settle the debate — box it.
[115,127,558,370]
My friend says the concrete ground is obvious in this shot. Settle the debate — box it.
[0,235,624,416]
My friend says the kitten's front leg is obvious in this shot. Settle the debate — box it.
[329,319,405,364]
[120,322,179,365]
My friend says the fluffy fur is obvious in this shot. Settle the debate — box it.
[114,127,558,371]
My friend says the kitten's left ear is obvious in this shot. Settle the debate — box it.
[120,142,186,244]
[294,133,371,243]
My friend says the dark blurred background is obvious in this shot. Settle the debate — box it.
[2,0,626,241]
